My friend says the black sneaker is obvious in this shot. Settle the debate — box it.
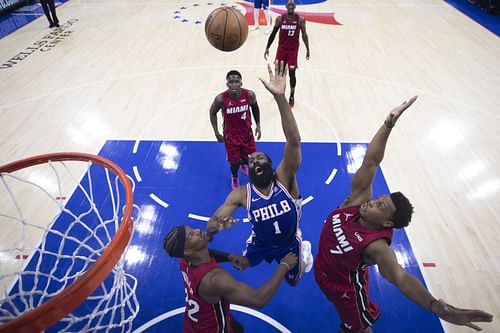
[288,95,295,107]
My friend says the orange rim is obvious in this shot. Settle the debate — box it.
[0,152,134,333]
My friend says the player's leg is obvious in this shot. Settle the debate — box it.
[287,48,299,106]
[263,0,271,34]
[40,0,54,27]
[225,141,241,189]
[252,0,262,30]
[240,135,256,176]
[47,0,59,26]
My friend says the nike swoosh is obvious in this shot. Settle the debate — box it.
[251,197,260,202]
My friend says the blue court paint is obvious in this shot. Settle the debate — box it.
[0,0,69,39]
[4,140,443,332]
[444,0,500,36]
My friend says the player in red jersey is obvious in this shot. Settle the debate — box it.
[210,70,262,189]
[314,96,493,332]
[164,219,298,333]
[264,0,310,107]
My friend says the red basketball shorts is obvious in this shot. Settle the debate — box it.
[275,47,299,69]
[224,134,256,163]
[314,265,381,332]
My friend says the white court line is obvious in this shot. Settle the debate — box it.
[302,195,314,205]
[187,213,209,222]
[132,166,142,182]
[132,305,291,333]
[149,193,168,208]
[188,213,249,223]
[325,168,337,185]
[1,65,496,121]
[132,307,184,333]
[133,140,140,154]
[299,99,342,156]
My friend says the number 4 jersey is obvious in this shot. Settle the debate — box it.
[222,88,253,142]
[180,258,233,333]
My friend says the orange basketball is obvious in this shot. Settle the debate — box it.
[205,6,248,52]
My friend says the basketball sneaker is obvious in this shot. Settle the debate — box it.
[288,95,295,107]
[265,26,271,34]
[240,164,249,176]
[231,175,240,189]
[302,240,313,273]
[251,25,259,31]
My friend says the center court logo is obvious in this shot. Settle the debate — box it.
[171,1,341,26]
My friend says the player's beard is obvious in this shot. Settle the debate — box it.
[249,162,274,189]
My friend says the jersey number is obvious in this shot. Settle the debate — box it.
[241,112,247,120]
[185,288,200,322]
[288,30,295,37]
[273,221,282,234]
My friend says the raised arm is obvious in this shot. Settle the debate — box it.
[209,94,225,142]
[264,16,281,60]
[365,239,493,331]
[342,96,418,207]
[207,187,246,235]
[259,62,301,193]
[249,90,261,140]
[299,17,310,60]
[200,253,297,308]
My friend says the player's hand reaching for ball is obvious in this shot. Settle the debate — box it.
[259,61,287,96]
[384,95,418,128]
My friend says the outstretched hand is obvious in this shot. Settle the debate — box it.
[206,216,238,235]
[431,299,493,331]
[259,61,287,96]
[385,95,418,127]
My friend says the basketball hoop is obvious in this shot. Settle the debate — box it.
[0,153,139,332]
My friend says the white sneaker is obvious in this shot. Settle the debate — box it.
[302,240,313,273]
[265,26,271,34]
[251,25,259,31]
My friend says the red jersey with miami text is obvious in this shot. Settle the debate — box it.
[278,14,300,50]
[222,88,252,142]
[315,205,393,283]
[180,257,233,333]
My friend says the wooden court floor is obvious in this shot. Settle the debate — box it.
[0,0,499,332]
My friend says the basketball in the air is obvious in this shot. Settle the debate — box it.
[205,6,248,52]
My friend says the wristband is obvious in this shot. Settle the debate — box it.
[279,262,291,271]
[430,299,438,312]
[384,120,394,129]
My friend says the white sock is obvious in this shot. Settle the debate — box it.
[265,9,271,27]
[253,8,260,26]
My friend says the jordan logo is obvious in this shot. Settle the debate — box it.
[341,292,350,299]
[343,213,353,220]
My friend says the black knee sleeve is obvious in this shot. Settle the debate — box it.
[230,162,240,176]
[289,69,297,88]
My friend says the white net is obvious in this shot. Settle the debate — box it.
[0,156,139,332]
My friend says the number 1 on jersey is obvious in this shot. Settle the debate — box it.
[273,221,282,234]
